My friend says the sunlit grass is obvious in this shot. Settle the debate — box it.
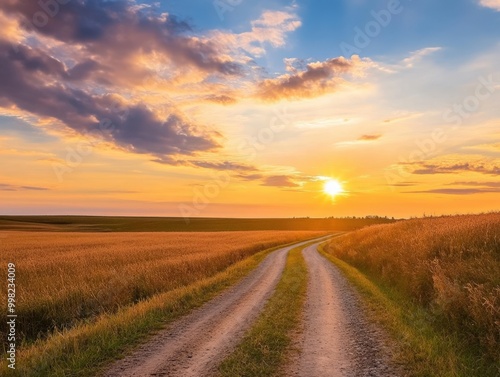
[0,231,325,344]
[0,234,325,376]
[324,213,500,374]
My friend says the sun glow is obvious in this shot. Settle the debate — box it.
[324,179,344,198]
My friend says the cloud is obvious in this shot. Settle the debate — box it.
[0,2,314,168]
[478,0,500,11]
[151,158,259,174]
[383,112,422,124]
[237,171,305,188]
[408,180,500,194]
[0,43,221,160]
[412,162,500,176]
[358,134,382,141]
[204,95,237,105]
[0,39,221,160]
[189,161,258,172]
[449,181,500,188]
[236,169,313,188]
[0,0,242,164]
[1,0,241,80]
[0,1,375,175]
[283,58,307,73]
[256,56,367,101]
[245,9,301,50]
[0,183,48,191]
[333,134,382,147]
[463,142,500,153]
[402,47,442,68]
[211,9,302,58]
[237,173,264,181]
[261,175,300,187]
[406,188,500,195]
[389,182,419,187]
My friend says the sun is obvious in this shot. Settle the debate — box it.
[324,179,344,198]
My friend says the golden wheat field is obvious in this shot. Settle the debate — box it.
[325,213,500,361]
[0,230,324,344]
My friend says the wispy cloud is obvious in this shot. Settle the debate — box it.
[211,9,302,58]
[406,188,500,195]
[462,143,500,153]
[261,175,301,188]
[383,112,423,124]
[188,161,258,172]
[0,183,48,191]
[402,47,442,68]
[449,181,500,187]
[478,0,500,11]
[358,134,382,141]
[412,162,500,176]
[409,180,500,194]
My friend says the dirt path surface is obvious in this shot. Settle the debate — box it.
[287,243,399,377]
[102,237,328,377]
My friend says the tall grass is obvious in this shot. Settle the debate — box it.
[325,214,500,363]
[0,231,324,345]
[3,241,300,377]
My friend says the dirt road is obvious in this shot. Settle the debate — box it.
[103,237,328,377]
[103,237,397,377]
[287,243,398,377]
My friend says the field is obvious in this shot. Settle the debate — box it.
[324,213,500,368]
[0,231,325,346]
[3,214,497,376]
[0,215,396,232]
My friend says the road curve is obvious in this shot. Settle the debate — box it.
[102,236,330,377]
[288,243,399,377]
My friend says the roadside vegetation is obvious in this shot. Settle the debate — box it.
[323,213,500,376]
[218,242,311,377]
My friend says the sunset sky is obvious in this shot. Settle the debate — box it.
[1,0,500,218]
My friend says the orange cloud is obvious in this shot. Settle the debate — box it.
[261,175,301,188]
[358,134,382,141]
[256,56,368,101]
[210,9,302,58]
[410,161,500,176]
[479,0,500,11]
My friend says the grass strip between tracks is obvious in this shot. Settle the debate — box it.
[318,242,498,377]
[217,241,315,377]
[4,238,320,377]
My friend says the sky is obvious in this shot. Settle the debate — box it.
[1,0,500,218]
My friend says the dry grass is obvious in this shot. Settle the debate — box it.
[0,231,324,345]
[325,213,500,362]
